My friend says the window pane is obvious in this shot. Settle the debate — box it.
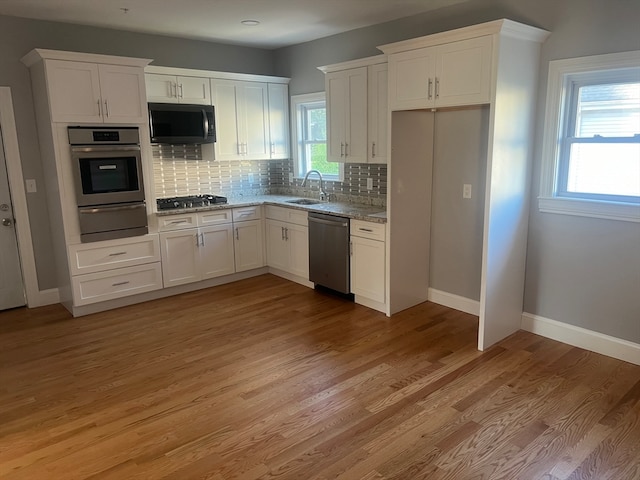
[309,143,338,175]
[575,82,640,137]
[567,143,640,197]
[306,107,326,141]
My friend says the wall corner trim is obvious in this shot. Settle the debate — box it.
[521,312,640,366]
[427,288,480,316]
[29,288,60,308]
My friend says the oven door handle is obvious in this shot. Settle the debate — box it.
[79,203,146,214]
[202,108,209,141]
[71,145,141,154]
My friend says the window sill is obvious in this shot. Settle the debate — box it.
[538,197,640,223]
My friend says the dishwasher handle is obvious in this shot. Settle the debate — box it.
[308,216,348,228]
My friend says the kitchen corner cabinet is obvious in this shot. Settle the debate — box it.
[265,206,309,280]
[350,220,386,304]
[367,63,388,164]
[211,79,270,161]
[232,207,265,272]
[146,73,210,105]
[387,35,492,110]
[45,60,148,123]
[325,67,368,163]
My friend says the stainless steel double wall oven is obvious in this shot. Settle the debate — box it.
[69,126,148,243]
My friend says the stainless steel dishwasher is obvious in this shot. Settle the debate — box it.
[308,212,351,294]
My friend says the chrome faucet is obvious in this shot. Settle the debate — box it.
[301,170,328,201]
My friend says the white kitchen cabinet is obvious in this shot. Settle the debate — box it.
[325,67,368,163]
[350,220,386,304]
[367,63,388,164]
[211,79,270,160]
[232,206,265,272]
[387,36,492,110]
[146,73,211,105]
[268,83,290,159]
[160,223,235,287]
[265,206,309,280]
[45,59,148,123]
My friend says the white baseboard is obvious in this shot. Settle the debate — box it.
[27,288,60,307]
[427,288,480,316]
[521,312,640,366]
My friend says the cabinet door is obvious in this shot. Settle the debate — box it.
[351,236,385,303]
[177,76,211,105]
[146,73,178,103]
[239,81,270,159]
[265,220,289,272]
[345,67,368,163]
[98,64,147,124]
[234,220,265,272]
[268,83,290,159]
[388,47,436,110]
[287,223,309,280]
[367,63,388,164]
[435,36,493,107]
[159,229,200,287]
[326,71,347,162]
[46,60,102,123]
[212,80,242,160]
[199,224,235,279]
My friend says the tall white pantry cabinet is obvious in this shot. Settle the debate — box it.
[378,19,550,350]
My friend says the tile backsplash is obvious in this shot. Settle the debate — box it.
[152,144,386,206]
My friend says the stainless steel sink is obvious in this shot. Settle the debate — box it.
[285,198,322,205]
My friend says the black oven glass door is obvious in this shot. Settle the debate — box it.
[72,147,144,206]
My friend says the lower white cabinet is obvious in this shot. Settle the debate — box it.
[160,224,235,287]
[350,220,386,304]
[265,206,309,280]
[68,235,163,306]
[232,206,265,272]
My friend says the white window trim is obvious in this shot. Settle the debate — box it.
[539,50,640,223]
[290,92,344,182]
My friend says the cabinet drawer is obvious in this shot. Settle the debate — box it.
[68,235,160,275]
[72,262,162,306]
[265,205,308,226]
[232,206,262,222]
[198,209,233,226]
[157,213,198,232]
[351,220,386,241]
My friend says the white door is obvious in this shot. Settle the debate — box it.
[287,223,309,279]
[240,82,270,159]
[0,129,25,309]
[234,220,265,272]
[199,224,235,279]
[159,229,200,287]
[345,67,368,163]
[97,64,148,124]
[326,71,347,162]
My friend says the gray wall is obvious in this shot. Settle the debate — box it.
[274,0,640,343]
[0,14,275,290]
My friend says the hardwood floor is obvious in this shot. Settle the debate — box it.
[1,274,639,480]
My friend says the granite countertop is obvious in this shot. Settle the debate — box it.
[155,194,387,223]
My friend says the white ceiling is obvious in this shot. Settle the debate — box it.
[0,0,473,49]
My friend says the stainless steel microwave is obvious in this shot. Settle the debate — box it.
[148,103,216,144]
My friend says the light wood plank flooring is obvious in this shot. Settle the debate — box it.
[1,274,639,479]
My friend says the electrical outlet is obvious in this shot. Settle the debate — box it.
[25,179,37,193]
[288,173,294,184]
[366,177,374,191]
[463,184,472,199]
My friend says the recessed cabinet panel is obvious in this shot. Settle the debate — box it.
[178,76,211,105]
[200,225,235,279]
[98,64,148,123]
[268,83,290,159]
[241,82,270,159]
[160,229,200,287]
[47,60,102,123]
[388,49,436,111]
[234,220,265,272]
[212,80,242,160]
[367,63,388,164]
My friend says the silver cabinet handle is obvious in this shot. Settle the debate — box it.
[284,227,289,241]
[435,78,440,99]
[112,281,130,287]
[195,233,200,247]
[371,142,376,158]
[428,78,433,100]
[171,82,177,98]
[235,227,239,240]
[359,228,374,233]
[200,232,205,246]
[108,251,127,257]
[97,99,102,116]
[340,143,345,157]
[271,143,275,155]
[169,219,188,225]
[349,241,353,256]
[178,83,184,99]
[345,142,349,157]
[281,226,285,240]
[104,100,109,117]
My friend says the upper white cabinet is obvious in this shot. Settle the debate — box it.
[320,56,388,164]
[146,74,210,105]
[267,83,290,160]
[325,67,368,163]
[44,60,148,124]
[387,35,493,110]
[211,79,270,161]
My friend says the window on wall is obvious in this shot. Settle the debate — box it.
[291,92,342,181]
[540,51,640,222]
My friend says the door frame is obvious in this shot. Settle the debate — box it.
[0,87,58,307]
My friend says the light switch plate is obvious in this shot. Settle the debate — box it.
[288,173,294,184]
[463,184,472,199]
[26,179,37,193]
[367,178,374,191]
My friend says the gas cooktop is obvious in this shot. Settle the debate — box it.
[156,194,228,210]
